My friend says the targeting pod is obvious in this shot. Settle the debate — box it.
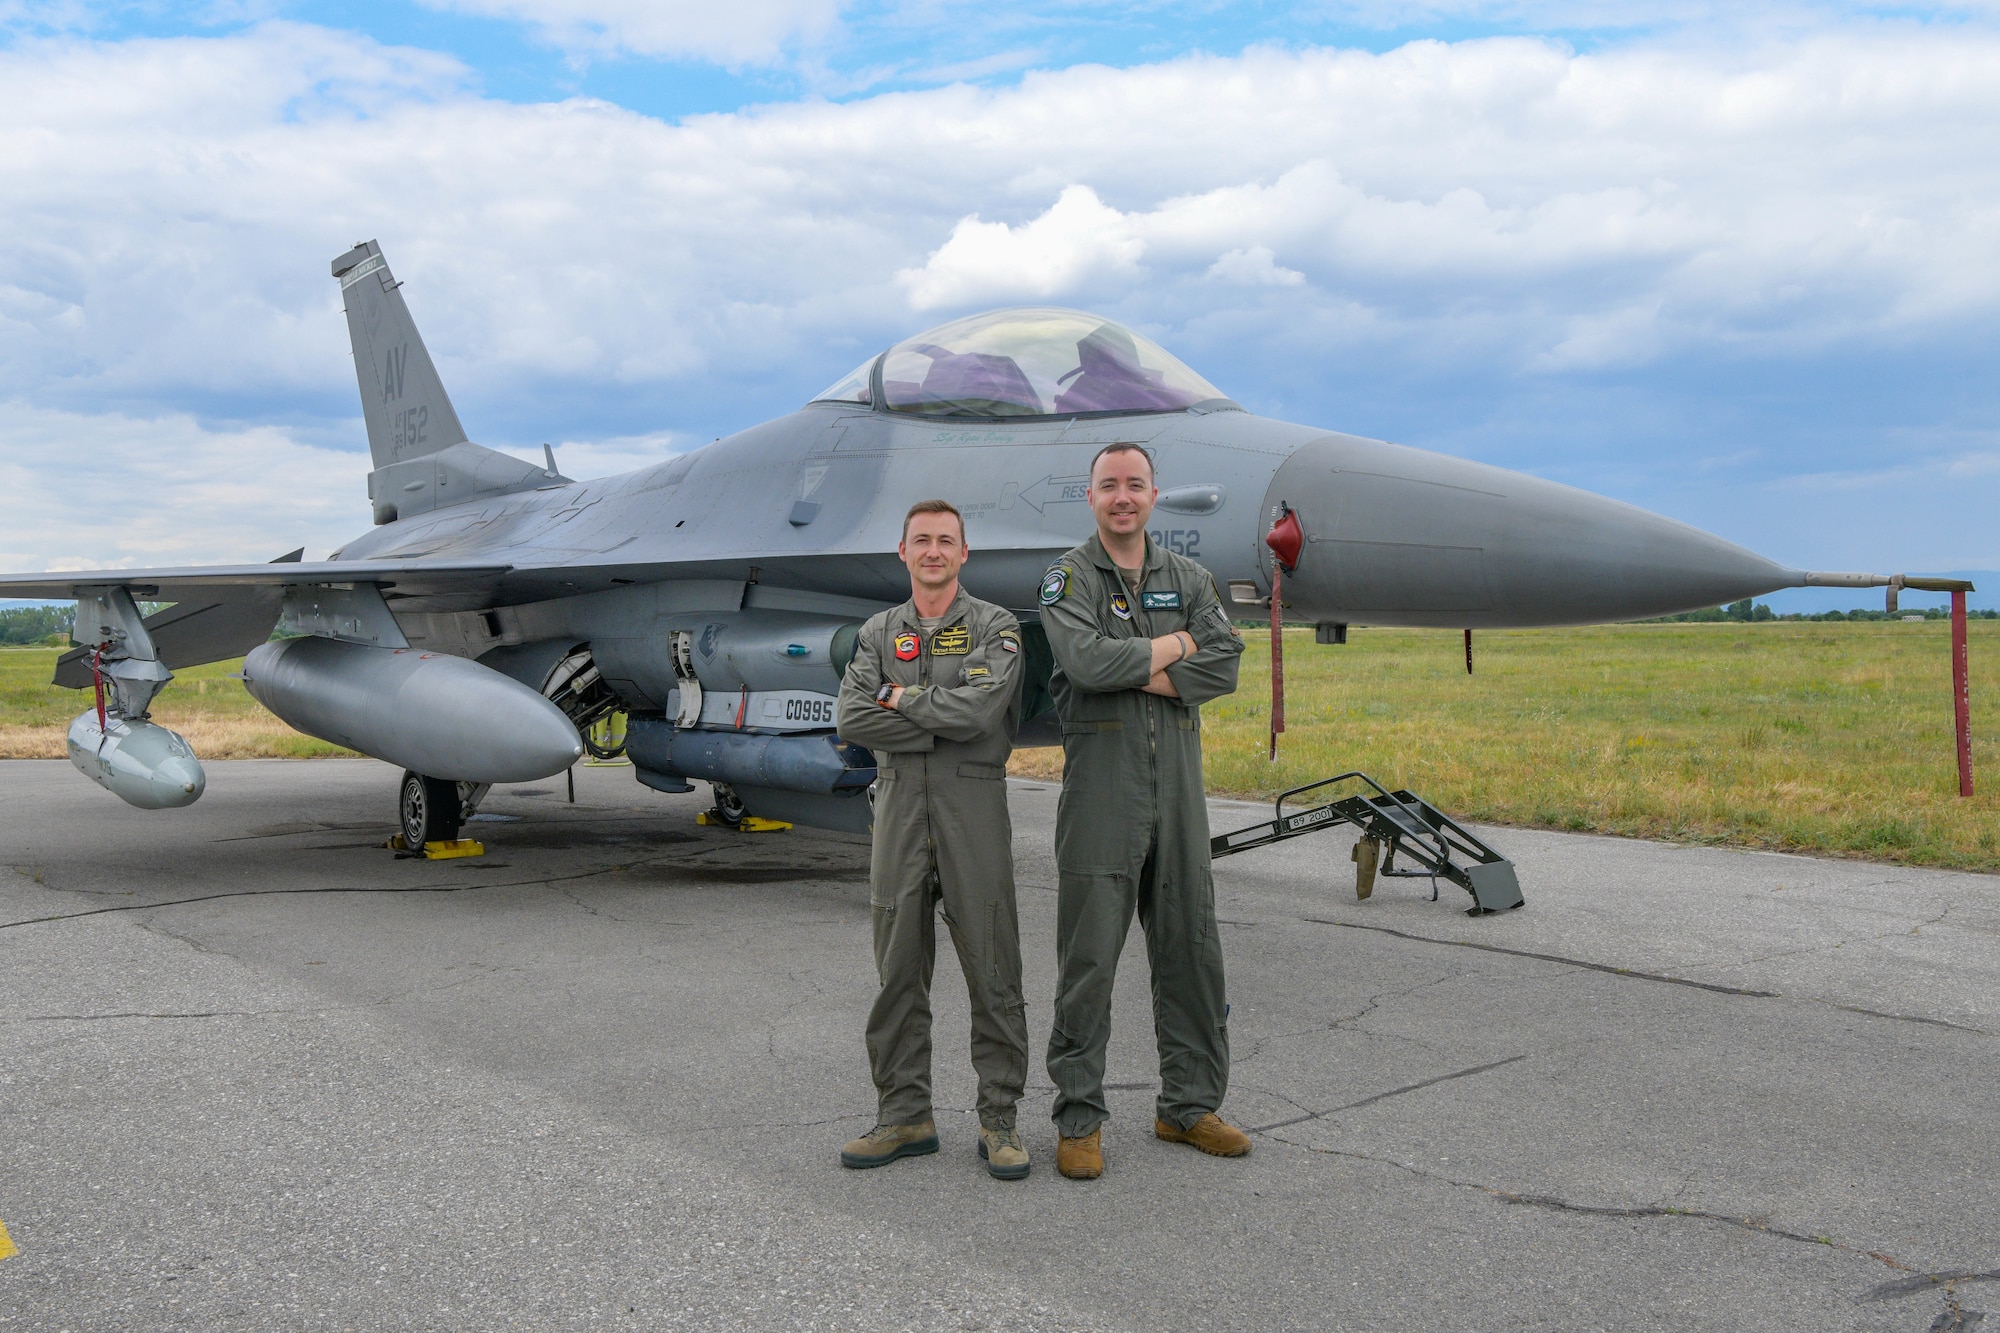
[67,710,206,809]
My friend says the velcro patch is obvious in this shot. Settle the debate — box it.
[965,666,990,679]
[1110,593,1133,621]
[894,633,920,661]
[932,624,971,655]
[998,632,1020,654]
[1140,590,1182,610]
[1039,566,1070,605]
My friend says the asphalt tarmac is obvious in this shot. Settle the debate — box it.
[1,758,1995,1332]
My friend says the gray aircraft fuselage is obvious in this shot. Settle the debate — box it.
[5,240,1890,829]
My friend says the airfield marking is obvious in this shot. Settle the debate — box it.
[0,1220,15,1260]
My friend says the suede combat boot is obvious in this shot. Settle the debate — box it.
[1056,1127,1103,1179]
[977,1125,1031,1180]
[1155,1113,1252,1157]
[840,1120,940,1169]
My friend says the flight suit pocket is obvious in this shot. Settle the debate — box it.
[956,762,1005,780]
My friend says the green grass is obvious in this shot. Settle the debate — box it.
[1013,620,2000,871]
[9,623,1998,870]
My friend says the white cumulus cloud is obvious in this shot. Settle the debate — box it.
[896,185,1145,310]
[0,20,1998,568]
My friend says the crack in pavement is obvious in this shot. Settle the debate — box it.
[1262,1130,1917,1278]
[0,865,635,931]
[1246,1054,1528,1132]
[1720,904,1953,971]
[14,1010,258,1022]
[1864,1270,2000,1302]
[1310,918,1997,1036]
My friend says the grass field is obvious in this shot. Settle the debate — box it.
[7,622,1996,871]
[0,650,351,761]
[1011,621,2000,873]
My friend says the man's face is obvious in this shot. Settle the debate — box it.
[898,513,968,591]
[1087,449,1157,539]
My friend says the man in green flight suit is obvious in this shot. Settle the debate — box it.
[1040,443,1249,1180]
[833,499,1033,1180]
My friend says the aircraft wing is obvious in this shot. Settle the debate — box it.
[0,559,511,601]
[6,558,514,679]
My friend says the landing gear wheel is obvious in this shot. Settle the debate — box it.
[400,770,463,848]
[706,782,748,828]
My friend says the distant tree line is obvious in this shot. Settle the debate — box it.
[0,604,74,646]
[1650,598,1998,623]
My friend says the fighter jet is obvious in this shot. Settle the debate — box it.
[0,240,1912,841]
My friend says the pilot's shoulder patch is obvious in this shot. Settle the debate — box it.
[1039,565,1071,606]
[997,630,1020,654]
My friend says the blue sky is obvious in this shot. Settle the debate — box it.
[0,0,1996,609]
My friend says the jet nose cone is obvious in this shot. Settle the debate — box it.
[1264,436,1798,627]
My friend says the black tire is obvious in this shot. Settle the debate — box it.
[400,770,463,847]
[709,782,748,826]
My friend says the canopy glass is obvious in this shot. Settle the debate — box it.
[810,308,1229,419]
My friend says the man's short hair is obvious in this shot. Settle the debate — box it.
[902,498,965,540]
[1089,442,1155,483]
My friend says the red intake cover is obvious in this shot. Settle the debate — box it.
[1266,508,1304,572]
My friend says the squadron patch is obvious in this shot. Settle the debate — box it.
[1109,593,1133,621]
[1039,566,1071,605]
[1140,590,1182,610]
[932,625,971,655]
[998,631,1020,654]
[894,633,920,661]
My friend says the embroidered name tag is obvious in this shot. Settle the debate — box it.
[894,633,920,661]
[1110,593,1133,621]
[932,625,971,655]
[1140,590,1182,610]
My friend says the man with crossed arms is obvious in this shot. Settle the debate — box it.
[834,499,1032,1180]
[1038,442,1248,1180]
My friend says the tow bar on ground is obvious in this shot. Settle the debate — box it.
[1210,772,1524,916]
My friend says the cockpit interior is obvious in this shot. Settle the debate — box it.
[812,308,1234,420]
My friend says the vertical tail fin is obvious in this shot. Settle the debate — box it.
[331,241,470,470]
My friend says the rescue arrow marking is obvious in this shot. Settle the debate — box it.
[1008,474,1091,515]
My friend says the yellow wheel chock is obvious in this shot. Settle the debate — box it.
[696,812,792,832]
[386,835,486,859]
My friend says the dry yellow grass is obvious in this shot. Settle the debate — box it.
[0,651,352,759]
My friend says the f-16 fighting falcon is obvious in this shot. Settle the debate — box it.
[0,241,1922,840]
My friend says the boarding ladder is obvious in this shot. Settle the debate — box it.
[1210,771,1524,915]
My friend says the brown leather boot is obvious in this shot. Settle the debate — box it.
[1056,1127,1103,1179]
[1155,1113,1252,1157]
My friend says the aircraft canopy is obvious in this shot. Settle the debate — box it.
[811,308,1229,419]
